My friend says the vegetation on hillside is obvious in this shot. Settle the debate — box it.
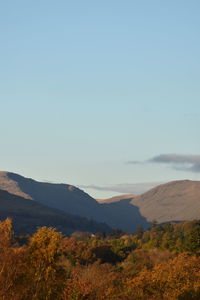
[1,218,200,299]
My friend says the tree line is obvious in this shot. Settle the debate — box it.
[1,218,200,299]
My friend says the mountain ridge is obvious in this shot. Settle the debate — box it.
[0,188,111,235]
[132,179,200,223]
[0,171,149,232]
[2,172,199,231]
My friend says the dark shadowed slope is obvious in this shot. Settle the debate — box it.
[0,172,149,233]
[0,171,100,219]
[100,198,150,231]
[97,194,150,232]
[132,180,200,223]
[0,189,111,235]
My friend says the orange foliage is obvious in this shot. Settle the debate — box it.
[1,219,200,300]
[63,263,124,300]
[125,253,200,300]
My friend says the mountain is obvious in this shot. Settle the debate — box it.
[96,194,148,232]
[99,198,149,232]
[132,180,200,223]
[0,171,100,219]
[3,172,200,232]
[0,172,149,233]
[97,194,136,203]
[0,189,111,235]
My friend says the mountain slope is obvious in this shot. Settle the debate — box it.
[132,180,200,223]
[0,171,100,219]
[0,189,111,235]
[99,198,149,231]
[0,172,149,233]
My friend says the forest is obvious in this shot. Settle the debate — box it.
[1,218,200,300]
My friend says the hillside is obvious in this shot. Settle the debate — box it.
[0,171,100,219]
[0,172,149,233]
[1,173,200,234]
[0,189,111,235]
[132,180,200,223]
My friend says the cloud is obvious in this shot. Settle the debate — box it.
[128,154,200,173]
[126,160,142,164]
[149,154,200,164]
[149,154,200,172]
[79,182,162,195]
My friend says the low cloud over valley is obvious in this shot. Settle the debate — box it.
[80,182,161,195]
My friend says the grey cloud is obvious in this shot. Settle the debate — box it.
[149,154,200,165]
[79,182,162,195]
[149,154,200,173]
[126,160,142,164]
[128,154,200,173]
[187,163,200,172]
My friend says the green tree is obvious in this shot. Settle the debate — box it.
[185,224,200,253]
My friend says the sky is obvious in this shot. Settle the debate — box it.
[0,1,200,198]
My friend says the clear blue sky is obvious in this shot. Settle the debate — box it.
[1,1,200,197]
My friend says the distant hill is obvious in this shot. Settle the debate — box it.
[132,180,200,223]
[0,189,111,235]
[97,194,136,203]
[0,171,100,219]
[0,172,149,233]
[99,198,149,232]
[2,172,200,232]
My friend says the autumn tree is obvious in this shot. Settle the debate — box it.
[0,218,26,299]
[184,223,200,253]
[23,227,66,300]
[125,253,200,300]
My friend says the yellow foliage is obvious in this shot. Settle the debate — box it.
[126,253,200,300]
